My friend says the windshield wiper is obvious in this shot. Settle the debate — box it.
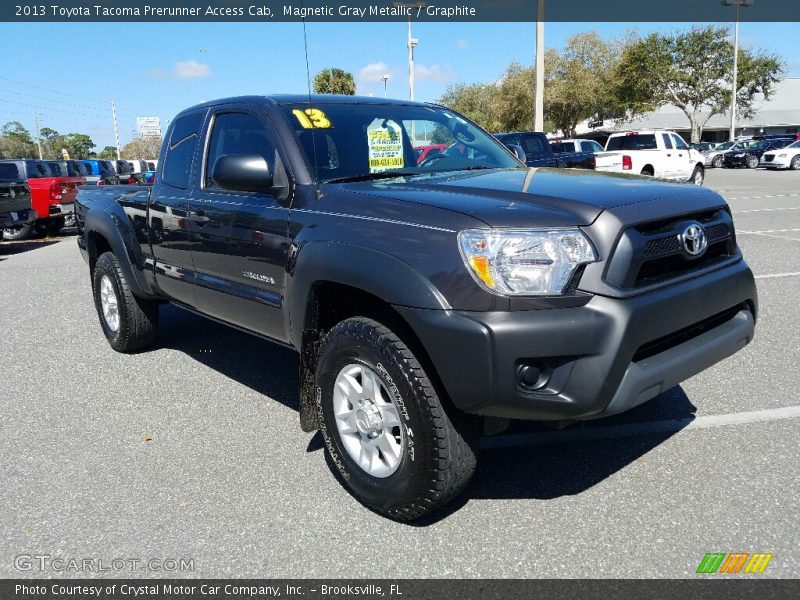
[326,170,423,184]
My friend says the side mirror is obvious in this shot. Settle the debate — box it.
[211,154,272,194]
[507,144,527,163]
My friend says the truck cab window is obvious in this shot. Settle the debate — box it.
[163,112,204,190]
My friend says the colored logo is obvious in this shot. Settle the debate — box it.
[696,552,773,574]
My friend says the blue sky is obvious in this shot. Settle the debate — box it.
[1,21,798,150]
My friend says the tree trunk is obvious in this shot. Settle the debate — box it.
[690,118,703,144]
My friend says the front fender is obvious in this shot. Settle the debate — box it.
[285,241,450,350]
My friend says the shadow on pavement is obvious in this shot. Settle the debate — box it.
[150,303,697,523]
[0,239,61,259]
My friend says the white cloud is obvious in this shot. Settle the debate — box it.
[414,63,454,82]
[455,39,469,49]
[358,61,395,83]
[173,60,212,79]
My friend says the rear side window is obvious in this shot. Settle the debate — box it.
[163,112,204,190]
[519,134,548,157]
[606,134,657,151]
[552,142,575,153]
[25,160,45,178]
[0,163,20,180]
[661,134,673,149]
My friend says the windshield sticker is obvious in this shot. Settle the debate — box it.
[292,108,331,129]
[367,119,404,173]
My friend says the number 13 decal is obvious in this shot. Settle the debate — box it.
[292,108,332,129]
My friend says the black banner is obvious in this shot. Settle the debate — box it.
[3,0,800,23]
[3,579,799,600]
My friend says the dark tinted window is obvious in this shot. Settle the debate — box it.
[163,112,203,189]
[78,161,91,176]
[45,161,64,176]
[661,133,673,149]
[205,112,284,195]
[551,142,576,153]
[25,160,47,178]
[100,161,113,175]
[606,134,657,151]
[0,163,20,180]
[116,160,132,174]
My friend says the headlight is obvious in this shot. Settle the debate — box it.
[458,229,596,296]
[777,153,787,158]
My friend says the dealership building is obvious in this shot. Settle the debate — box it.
[579,78,800,143]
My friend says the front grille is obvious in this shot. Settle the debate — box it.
[604,208,738,290]
[632,304,746,362]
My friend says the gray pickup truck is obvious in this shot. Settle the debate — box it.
[75,95,757,521]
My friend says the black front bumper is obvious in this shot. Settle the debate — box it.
[396,260,757,421]
[723,155,753,167]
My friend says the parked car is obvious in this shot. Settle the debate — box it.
[550,138,605,155]
[0,162,36,242]
[705,141,739,168]
[723,138,795,169]
[594,131,706,184]
[495,131,596,169]
[126,159,151,178]
[80,160,119,186]
[0,159,78,240]
[761,140,800,170]
[690,142,718,154]
[75,95,758,521]
[48,160,88,227]
[413,144,449,164]
[111,159,142,184]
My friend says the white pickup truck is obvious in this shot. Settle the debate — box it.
[594,131,706,185]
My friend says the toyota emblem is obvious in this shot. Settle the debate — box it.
[680,224,707,256]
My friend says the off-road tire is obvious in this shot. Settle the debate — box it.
[92,252,158,352]
[315,317,477,522]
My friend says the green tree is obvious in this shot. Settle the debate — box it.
[312,68,357,95]
[98,146,118,159]
[0,121,38,158]
[614,26,784,142]
[438,82,501,132]
[544,32,631,137]
[37,127,96,159]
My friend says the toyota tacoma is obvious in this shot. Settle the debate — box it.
[75,95,757,521]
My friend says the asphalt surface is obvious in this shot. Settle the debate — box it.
[1,168,798,579]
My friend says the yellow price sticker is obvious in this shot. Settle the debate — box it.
[292,108,331,129]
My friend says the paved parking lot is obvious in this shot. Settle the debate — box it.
[1,168,798,578]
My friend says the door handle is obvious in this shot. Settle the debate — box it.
[666,153,672,157]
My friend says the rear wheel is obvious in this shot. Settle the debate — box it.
[46,217,66,236]
[92,252,159,352]
[2,222,33,241]
[315,317,477,522]
[791,156,800,171]
[746,155,759,169]
[712,155,723,168]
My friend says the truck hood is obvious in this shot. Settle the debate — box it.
[333,167,725,228]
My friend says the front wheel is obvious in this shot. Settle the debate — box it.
[690,165,704,185]
[746,155,759,169]
[315,317,477,522]
[92,252,159,352]
[791,156,800,171]
[712,155,723,168]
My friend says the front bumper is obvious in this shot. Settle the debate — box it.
[723,155,751,167]
[761,157,791,168]
[396,260,757,421]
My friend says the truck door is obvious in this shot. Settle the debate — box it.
[148,110,205,307]
[659,133,679,179]
[187,109,292,342]
[671,134,693,180]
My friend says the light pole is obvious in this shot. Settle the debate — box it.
[382,74,390,98]
[394,2,425,101]
[724,0,753,141]
[534,0,545,131]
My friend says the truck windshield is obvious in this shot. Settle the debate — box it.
[606,134,658,151]
[279,103,519,182]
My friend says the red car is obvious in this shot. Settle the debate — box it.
[414,144,450,164]
[0,159,79,240]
